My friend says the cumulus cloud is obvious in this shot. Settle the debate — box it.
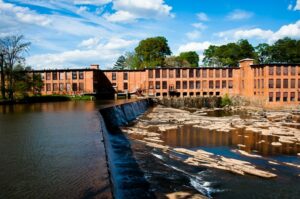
[217,20,300,43]
[105,0,174,23]
[192,22,207,30]
[0,0,51,26]
[28,37,137,68]
[178,41,212,53]
[197,12,209,21]
[226,9,253,20]
[294,0,300,10]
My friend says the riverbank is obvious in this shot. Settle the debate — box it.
[0,95,95,105]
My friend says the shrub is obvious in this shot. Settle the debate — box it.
[221,94,232,107]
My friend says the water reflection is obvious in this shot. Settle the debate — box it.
[161,125,300,156]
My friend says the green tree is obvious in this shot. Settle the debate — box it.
[270,37,300,63]
[135,36,171,68]
[113,55,127,70]
[179,51,199,67]
[0,49,5,99]
[0,35,31,101]
[255,43,271,64]
[124,52,142,70]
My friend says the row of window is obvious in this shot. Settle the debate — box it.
[155,91,221,97]
[45,83,84,92]
[149,80,234,90]
[264,66,299,76]
[267,79,300,89]
[269,92,300,102]
[112,72,128,81]
[148,68,233,79]
[44,71,84,81]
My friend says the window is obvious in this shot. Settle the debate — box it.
[222,69,227,78]
[79,71,84,79]
[189,69,194,78]
[72,71,77,80]
[257,68,260,76]
[53,83,58,91]
[66,72,71,80]
[276,79,281,88]
[59,72,64,80]
[112,72,116,80]
[228,80,233,89]
[41,73,45,80]
[209,70,213,78]
[162,69,167,78]
[222,80,227,88]
[291,92,295,101]
[59,83,64,91]
[162,81,167,89]
[269,67,274,75]
[176,69,181,78]
[269,79,274,88]
[66,83,71,92]
[298,79,300,88]
[291,67,296,76]
[196,81,200,89]
[291,79,296,88]
[254,68,257,77]
[79,83,84,91]
[123,72,128,80]
[176,81,181,89]
[52,72,57,80]
[258,80,261,88]
[203,80,207,89]
[283,79,288,88]
[261,79,264,88]
[46,83,51,91]
[196,69,200,77]
[215,69,220,78]
[283,67,288,76]
[124,82,128,90]
[149,70,153,78]
[283,92,288,102]
[228,69,233,78]
[276,67,281,75]
[155,81,160,89]
[276,92,281,102]
[155,70,160,78]
[202,69,207,78]
[209,81,214,89]
[183,81,187,89]
[46,72,51,80]
[169,69,174,78]
[261,68,264,76]
[254,79,257,89]
[298,92,300,102]
[182,69,187,78]
[269,92,273,102]
[149,81,153,89]
[216,80,220,89]
[189,81,194,89]
[72,83,77,91]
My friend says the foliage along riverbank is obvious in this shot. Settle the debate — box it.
[0,95,95,105]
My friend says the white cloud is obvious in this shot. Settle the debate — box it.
[288,4,293,10]
[226,9,253,20]
[192,22,207,30]
[105,0,173,23]
[74,0,112,6]
[76,6,88,14]
[294,0,300,10]
[178,41,212,53]
[186,30,201,40]
[197,12,209,21]
[0,0,51,26]
[27,37,137,68]
[217,20,300,43]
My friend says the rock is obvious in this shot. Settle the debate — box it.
[271,142,282,147]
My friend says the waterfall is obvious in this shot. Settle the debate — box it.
[99,99,155,199]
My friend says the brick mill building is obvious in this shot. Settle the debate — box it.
[31,59,300,108]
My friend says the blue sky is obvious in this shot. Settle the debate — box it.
[0,0,299,69]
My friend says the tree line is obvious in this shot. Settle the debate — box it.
[0,35,43,102]
[114,36,300,70]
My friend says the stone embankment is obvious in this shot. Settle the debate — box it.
[122,106,300,178]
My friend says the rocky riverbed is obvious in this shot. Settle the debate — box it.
[122,105,300,179]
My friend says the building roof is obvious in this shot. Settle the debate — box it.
[251,63,300,67]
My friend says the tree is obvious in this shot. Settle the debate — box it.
[255,43,271,64]
[0,35,31,101]
[113,55,126,70]
[179,51,199,67]
[270,37,300,63]
[135,36,171,68]
[124,52,142,70]
[0,49,5,99]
